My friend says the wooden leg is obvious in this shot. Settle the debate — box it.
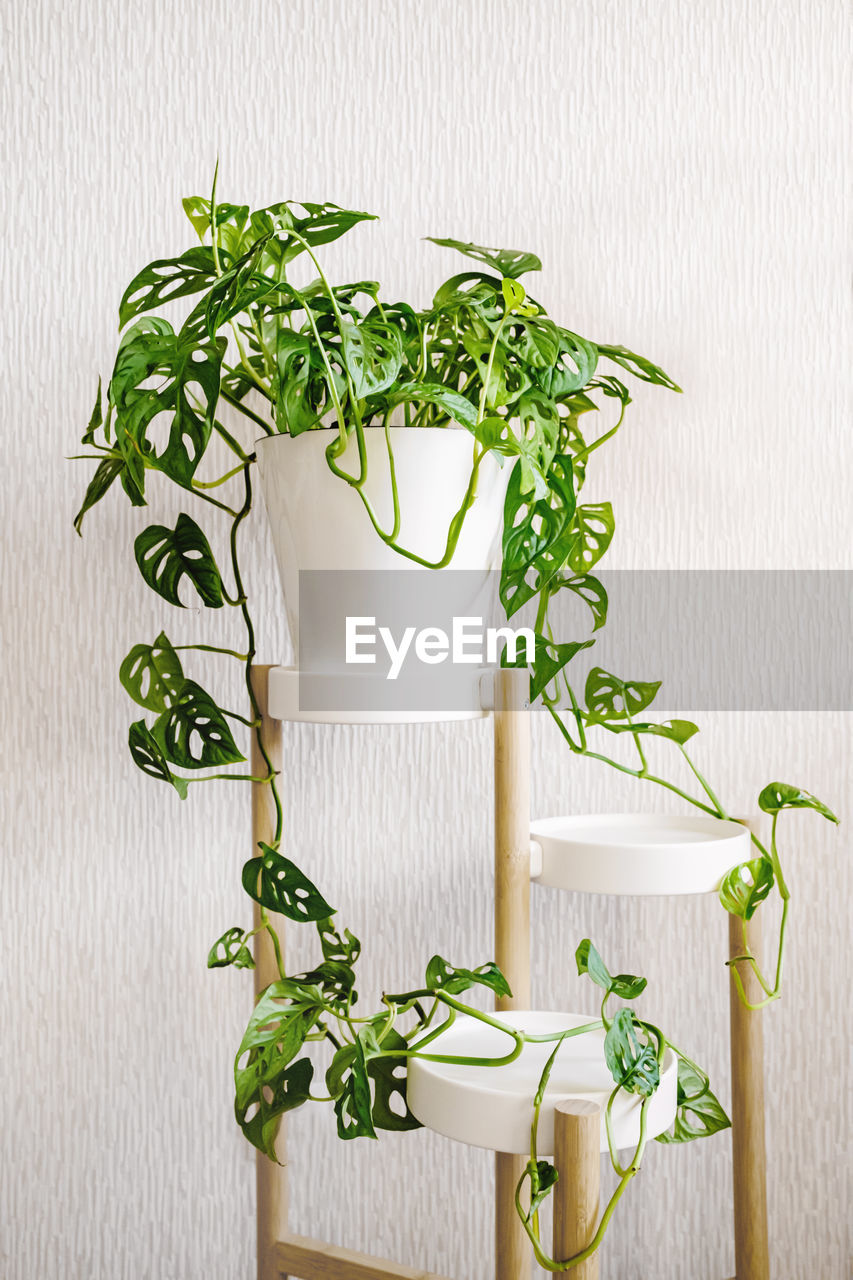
[251,665,289,1280]
[553,1101,601,1279]
[493,669,532,1280]
[729,909,770,1280]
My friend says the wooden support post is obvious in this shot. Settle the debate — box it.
[493,668,532,1280]
[251,665,289,1280]
[553,1101,601,1279]
[729,903,770,1280]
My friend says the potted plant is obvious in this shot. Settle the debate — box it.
[74,172,836,1269]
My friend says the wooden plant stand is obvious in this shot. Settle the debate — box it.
[248,666,770,1279]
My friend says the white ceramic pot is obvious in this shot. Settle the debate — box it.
[255,427,509,657]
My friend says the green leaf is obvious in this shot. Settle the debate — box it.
[119,631,185,713]
[204,233,275,336]
[584,667,661,724]
[384,380,478,432]
[528,635,595,701]
[500,455,577,617]
[317,918,361,967]
[73,455,124,534]
[234,980,320,1157]
[528,1160,558,1219]
[656,1056,730,1144]
[425,954,511,998]
[575,939,647,1000]
[532,329,599,399]
[758,782,839,823]
[603,1009,660,1097]
[719,858,775,920]
[426,236,542,279]
[566,502,614,573]
[328,1035,377,1140]
[156,679,245,770]
[598,718,699,745]
[597,343,682,392]
[272,329,330,435]
[134,513,225,608]
[552,573,608,632]
[127,720,187,798]
[367,1028,421,1132]
[81,378,103,445]
[340,318,404,399]
[207,926,255,970]
[118,247,219,328]
[501,277,528,311]
[242,843,335,923]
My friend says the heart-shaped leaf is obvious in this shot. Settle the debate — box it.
[719,858,775,920]
[584,668,661,724]
[207,926,255,970]
[566,502,614,572]
[656,1056,730,1144]
[242,844,335,922]
[425,954,511,998]
[119,247,219,329]
[119,632,185,712]
[134,513,225,608]
[426,236,542,279]
[604,1009,660,1097]
[528,635,595,701]
[576,939,648,1000]
[758,782,838,823]
[156,679,244,770]
[127,720,187,798]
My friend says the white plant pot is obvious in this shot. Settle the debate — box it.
[255,427,509,658]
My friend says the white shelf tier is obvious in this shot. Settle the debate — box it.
[529,813,751,897]
[267,666,494,725]
[407,1011,677,1156]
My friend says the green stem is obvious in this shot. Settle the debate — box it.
[220,387,274,436]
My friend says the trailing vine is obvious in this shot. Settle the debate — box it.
[74,172,837,1266]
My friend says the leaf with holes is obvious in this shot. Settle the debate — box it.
[207,926,254,970]
[317,918,361,967]
[119,247,219,328]
[367,1028,421,1132]
[551,573,609,632]
[604,1009,660,1097]
[425,954,511,998]
[528,635,595,701]
[597,718,699,746]
[110,317,226,488]
[128,720,187,798]
[272,329,331,435]
[340,318,404,399]
[656,1056,730,1144]
[204,233,275,336]
[119,631,185,712]
[597,343,682,392]
[242,844,335,923]
[719,858,775,920]
[758,782,838,823]
[533,329,599,398]
[134,514,224,608]
[566,502,614,573]
[237,1056,313,1161]
[328,1034,377,1140]
[155,679,244,770]
[500,455,577,617]
[584,667,661,725]
[426,236,542,279]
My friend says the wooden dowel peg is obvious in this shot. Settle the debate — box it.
[493,667,532,1280]
[729,904,770,1280]
[553,1100,601,1280]
[250,665,289,1280]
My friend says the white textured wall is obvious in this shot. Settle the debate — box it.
[1,2,850,1277]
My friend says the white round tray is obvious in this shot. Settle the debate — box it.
[529,813,750,896]
[407,1011,677,1155]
